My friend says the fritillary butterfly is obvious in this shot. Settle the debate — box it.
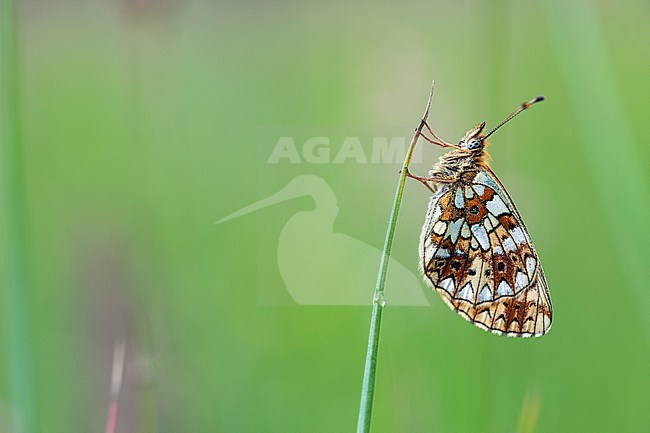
[406,96,552,337]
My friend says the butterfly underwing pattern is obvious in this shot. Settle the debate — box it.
[408,97,552,337]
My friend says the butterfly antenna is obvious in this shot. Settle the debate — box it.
[483,96,544,139]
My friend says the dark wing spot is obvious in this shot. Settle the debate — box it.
[451,261,461,270]
[497,262,505,272]
[478,308,492,318]
[468,269,476,276]
[499,214,518,229]
[469,205,479,215]
[484,269,491,276]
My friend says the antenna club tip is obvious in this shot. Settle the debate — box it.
[485,95,544,138]
[522,96,545,109]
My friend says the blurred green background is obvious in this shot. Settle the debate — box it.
[1,1,649,432]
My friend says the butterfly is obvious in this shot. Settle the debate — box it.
[405,96,552,337]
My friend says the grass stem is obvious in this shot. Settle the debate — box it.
[356,81,435,433]
[0,1,36,431]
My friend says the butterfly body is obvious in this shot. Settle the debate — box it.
[417,120,552,337]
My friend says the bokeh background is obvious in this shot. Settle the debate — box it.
[1,1,649,432]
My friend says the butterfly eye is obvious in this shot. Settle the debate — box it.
[467,138,482,150]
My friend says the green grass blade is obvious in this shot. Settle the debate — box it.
[0,1,36,431]
[356,82,434,433]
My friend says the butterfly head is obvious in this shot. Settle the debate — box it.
[458,121,487,152]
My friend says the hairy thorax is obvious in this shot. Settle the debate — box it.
[427,148,491,190]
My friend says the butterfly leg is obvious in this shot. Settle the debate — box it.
[404,167,456,193]
[420,121,469,152]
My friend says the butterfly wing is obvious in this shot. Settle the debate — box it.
[419,167,552,337]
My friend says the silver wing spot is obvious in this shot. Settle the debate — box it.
[433,220,447,235]
[435,248,450,259]
[461,221,471,239]
[486,195,508,216]
[526,256,537,275]
[487,213,499,229]
[439,277,455,294]
[483,217,493,231]
[515,271,529,289]
[497,280,513,296]
[478,285,492,302]
[457,282,474,301]
[510,227,527,244]
[454,188,465,209]
[503,237,516,252]
[447,218,464,244]
[470,224,490,251]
